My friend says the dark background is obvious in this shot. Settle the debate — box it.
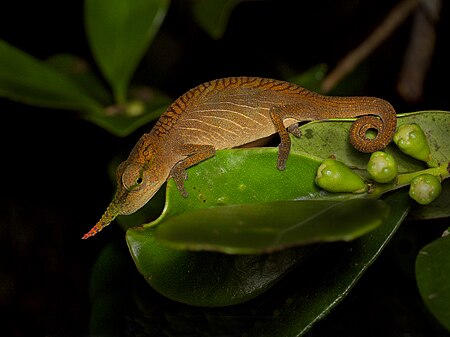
[1,0,449,336]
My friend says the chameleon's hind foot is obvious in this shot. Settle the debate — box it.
[287,123,302,138]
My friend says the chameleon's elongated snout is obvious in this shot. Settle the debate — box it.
[82,202,119,239]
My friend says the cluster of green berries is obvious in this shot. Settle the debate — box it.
[315,123,442,205]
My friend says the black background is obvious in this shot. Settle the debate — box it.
[1,0,449,336]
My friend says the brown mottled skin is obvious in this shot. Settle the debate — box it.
[83,77,397,239]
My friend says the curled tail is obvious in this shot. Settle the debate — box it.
[346,98,397,153]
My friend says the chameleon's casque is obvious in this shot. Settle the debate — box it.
[83,77,397,239]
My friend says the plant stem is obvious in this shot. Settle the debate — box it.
[369,162,450,198]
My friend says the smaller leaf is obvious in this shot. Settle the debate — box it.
[416,232,450,332]
[84,91,171,137]
[193,0,241,39]
[0,40,102,113]
[46,54,112,105]
[155,199,388,254]
[85,0,169,103]
[288,64,328,92]
[127,228,315,306]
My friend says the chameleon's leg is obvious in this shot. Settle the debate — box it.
[169,144,215,197]
[270,106,296,170]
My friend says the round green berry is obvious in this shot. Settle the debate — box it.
[315,159,367,193]
[409,174,442,205]
[367,151,398,183]
[393,124,431,162]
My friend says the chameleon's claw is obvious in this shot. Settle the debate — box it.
[277,158,287,171]
[287,123,302,138]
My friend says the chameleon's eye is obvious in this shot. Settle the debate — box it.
[122,163,144,191]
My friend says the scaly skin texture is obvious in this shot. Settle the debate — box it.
[83,77,397,239]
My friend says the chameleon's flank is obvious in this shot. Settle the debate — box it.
[82,77,397,239]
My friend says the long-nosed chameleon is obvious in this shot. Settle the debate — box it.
[83,77,397,239]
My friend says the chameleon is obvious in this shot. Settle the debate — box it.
[82,76,397,239]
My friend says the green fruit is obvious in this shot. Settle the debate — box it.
[367,151,398,183]
[409,174,442,205]
[315,159,367,193]
[393,124,431,162]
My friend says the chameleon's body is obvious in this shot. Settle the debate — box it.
[83,77,397,239]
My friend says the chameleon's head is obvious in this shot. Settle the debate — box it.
[82,159,166,239]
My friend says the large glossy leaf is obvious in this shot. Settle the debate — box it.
[416,230,450,332]
[85,0,169,103]
[0,40,102,113]
[126,149,325,305]
[126,147,385,305]
[158,148,326,219]
[155,199,388,254]
[246,191,411,336]
[123,111,446,307]
[126,148,328,305]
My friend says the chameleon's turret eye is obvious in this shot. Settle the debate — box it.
[121,163,144,191]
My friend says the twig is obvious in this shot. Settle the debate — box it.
[321,0,420,93]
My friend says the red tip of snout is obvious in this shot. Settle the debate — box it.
[81,223,102,240]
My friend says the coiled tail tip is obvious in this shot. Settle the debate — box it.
[349,114,397,153]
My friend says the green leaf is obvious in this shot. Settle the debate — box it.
[159,148,326,219]
[127,230,315,306]
[192,0,241,39]
[123,111,446,307]
[126,148,328,306]
[397,111,450,164]
[416,231,450,332]
[246,191,411,336]
[85,0,169,103]
[46,53,112,105]
[126,149,326,305]
[0,40,102,113]
[126,147,387,305]
[288,64,328,93]
[155,199,388,254]
[84,90,171,137]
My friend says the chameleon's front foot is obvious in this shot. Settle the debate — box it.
[170,165,189,197]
